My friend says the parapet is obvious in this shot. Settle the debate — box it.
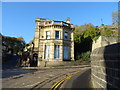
[35,18,74,28]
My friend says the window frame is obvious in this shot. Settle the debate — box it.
[63,46,69,60]
[46,31,50,39]
[54,45,60,59]
[55,31,60,39]
[44,45,50,59]
[64,32,68,40]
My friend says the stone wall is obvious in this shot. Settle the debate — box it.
[38,60,90,67]
[92,36,118,51]
[91,43,120,89]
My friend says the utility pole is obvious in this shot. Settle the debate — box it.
[101,18,103,25]
[101,18,104,36]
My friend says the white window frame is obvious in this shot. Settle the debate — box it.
[54,45,60,59]
[46,31,50,39]
[64,46,69,60]
[44,45,50,59]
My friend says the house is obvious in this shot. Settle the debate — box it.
[33,18,74,66]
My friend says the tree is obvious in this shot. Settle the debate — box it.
[73,24,101,60]
[2,35,26,55]
[102,27,113,36]
[74,24,100,43]
[83,26,100,39]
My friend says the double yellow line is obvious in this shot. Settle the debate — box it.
[50,71,79,90]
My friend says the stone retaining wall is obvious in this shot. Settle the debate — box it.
[92,36,118,51]
[38,60,90,67]
[91,43,120,89]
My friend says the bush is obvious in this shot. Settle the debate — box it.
[77,51,91,61]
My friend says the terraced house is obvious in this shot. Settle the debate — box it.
[33,18,74,66]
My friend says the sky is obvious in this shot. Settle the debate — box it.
[2,2,118,43]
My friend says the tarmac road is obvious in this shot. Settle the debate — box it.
[59,69,93,90]
[62,68,92,89]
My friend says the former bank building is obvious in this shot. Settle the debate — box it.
[33,18,74,66]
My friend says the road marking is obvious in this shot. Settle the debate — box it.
[54,79,65,89]
[50,71,79,90]
[50,77,66,90]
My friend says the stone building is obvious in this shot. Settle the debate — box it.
[33,18,74,66]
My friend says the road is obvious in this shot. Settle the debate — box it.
[60,69,92,89]
[2,68,37,78]
[2,56,92,89]
[2,66,91,89]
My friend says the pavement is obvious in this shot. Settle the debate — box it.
[22,65,90,69]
